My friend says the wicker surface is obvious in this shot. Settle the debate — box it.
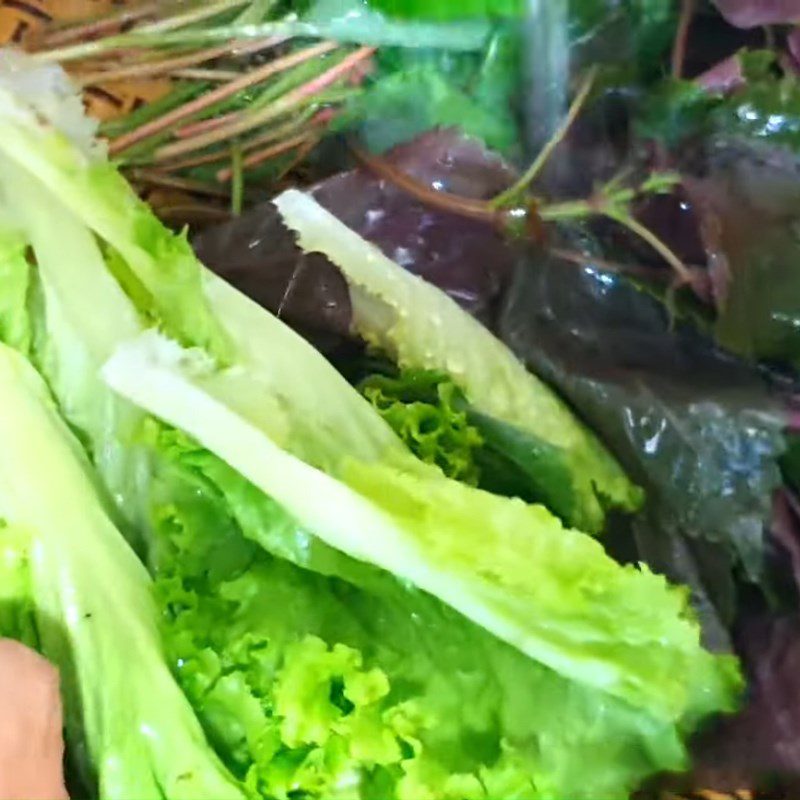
[0,0,173,120]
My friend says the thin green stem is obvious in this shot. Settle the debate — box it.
[603,209,692,284]
[230,143,244,215]
[539,196,691,284]
[490,66,598,209]
[537,200,594,221]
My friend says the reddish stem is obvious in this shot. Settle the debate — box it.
[131,169,232,198]
[672,0,696,79]
[32,2,162,50]
[351,144,499,225]
[175,112,239,139]
[216,132,311,181]
[276,134,322,181]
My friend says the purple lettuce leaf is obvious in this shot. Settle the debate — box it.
[688,613,800,793]
[311,129,519,326]
[192,199,354,355]
[711,0,800,28]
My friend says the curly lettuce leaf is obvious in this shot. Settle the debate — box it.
[357,366,583,521]
[145,420,732,800]
[0,344,243,800]
[273,189,642,533]
[102,328,739,724]
[358,369,484,485]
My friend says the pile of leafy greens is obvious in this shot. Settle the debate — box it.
[0,46,742,800]
[196,1,800,794]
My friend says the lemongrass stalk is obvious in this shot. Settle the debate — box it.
[132,0,251,36]
[29,19,308,64]
[100,83,205,138]
[175,113,240,139]
[164,109,315,172]
[76,38,280,86]
[131,169,232,199]
[110,41,338,155]
[171,68,241,81]
[154,46,374,162]
[217,132,310,181]
[33,2,162,49]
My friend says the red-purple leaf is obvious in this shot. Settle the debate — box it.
[712,0,800,27]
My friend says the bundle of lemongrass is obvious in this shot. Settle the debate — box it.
[1,0,373,224]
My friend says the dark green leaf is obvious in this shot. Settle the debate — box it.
[337,29,522,155]
[714,215,800,369]
[367,0,523,18]
[357,365,583,525]
[468,409,578,523]
[782,433,800,493]
[499,243,786,640]
[638,50,800,150]
[636,78,718,146]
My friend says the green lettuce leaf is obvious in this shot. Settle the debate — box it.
[0,81,231,362]
[302,0,491,49]
[337,26,522,157]
[357,366,583,521]
[145,420,732,800]
[338,62,519,156]
[0,157,156,545]
[358,369,484,485]
[0,343,243,800]
[273,189,642,533]
[0,228,31,357]
[102,326,739,723]
[0,522,38,648]
[366,0,523,18]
